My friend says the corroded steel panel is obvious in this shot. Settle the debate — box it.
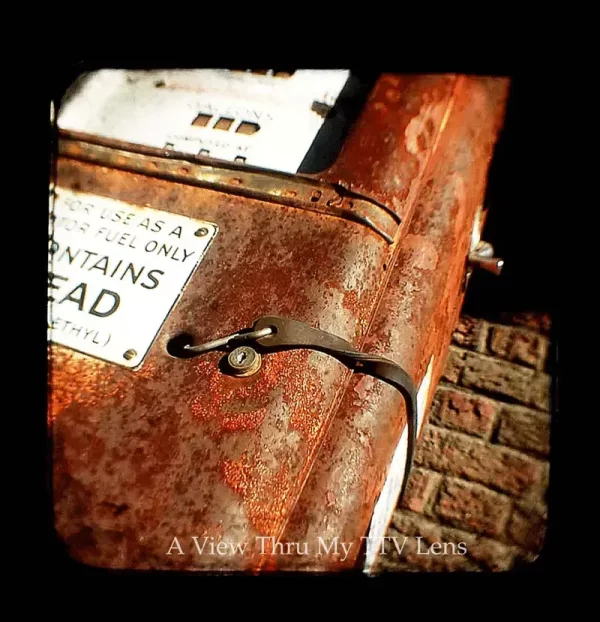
[49,73,509,571]
[274,76,509,571]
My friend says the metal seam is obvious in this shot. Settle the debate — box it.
[58,136,399,244]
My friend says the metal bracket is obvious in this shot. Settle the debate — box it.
[59,134,400,244]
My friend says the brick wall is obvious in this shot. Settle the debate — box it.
[378,311,553,572]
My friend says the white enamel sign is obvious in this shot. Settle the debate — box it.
[57,69,350,174]
[48,188,218,368]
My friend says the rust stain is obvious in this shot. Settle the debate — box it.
[405,102,446,157]
[222,453,291,536]
[404,235,439,271]
[341,289,361,316]
[190,348,325,440]
[190,357,270,432]
[287,361,325,442]
[48,347,155,421]
[194,346,329,536]
[452,172,467,211]
[321,75,459,219]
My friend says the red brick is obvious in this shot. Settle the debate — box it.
[379,308,553,574]
[427,391,444,420]
[497,405,550,457]
[529,374,552,412]
[387,514,479,571]
[452,532,519,571]
[415,426,546,498]
[400,538,477,572]
[400,468,441,513]
[385,511,519,572]
[430,387,498,438]
[489,324,549,370]
[498,311,551,335]
[391,509,436,537]
[461,352,551,411]
[441,346,466,383]
[452,317,487,351]
[435,477,511,537]
[506,505,546,553]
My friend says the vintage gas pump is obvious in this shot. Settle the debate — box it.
[49,70,507,572]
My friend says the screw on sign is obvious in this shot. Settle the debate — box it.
[123,349,137,361]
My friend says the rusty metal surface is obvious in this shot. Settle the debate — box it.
[58,135,399,244]
[320,74,459,221]
[50,74,508,571]
[272,76,510,571]
[50,160,391,570]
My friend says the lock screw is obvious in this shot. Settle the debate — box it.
[227,346,262,377]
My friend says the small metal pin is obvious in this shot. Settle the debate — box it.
[468,241,504,276]
[182,326,274,355]
[468,255,504,276]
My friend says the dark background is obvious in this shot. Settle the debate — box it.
[464,75,555,320]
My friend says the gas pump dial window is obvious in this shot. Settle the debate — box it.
[57,69,372,175]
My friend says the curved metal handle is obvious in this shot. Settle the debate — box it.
[254,316,418,502]
[179,315,418,502]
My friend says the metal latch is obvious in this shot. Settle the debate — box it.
[171,316,418,501]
